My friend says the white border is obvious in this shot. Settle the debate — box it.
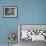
[4,6,17,17]
[18,25,20,43]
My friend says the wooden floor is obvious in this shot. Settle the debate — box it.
[19,39,46,46]
[0,40,46,46]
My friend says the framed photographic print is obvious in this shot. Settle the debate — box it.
[3,6,17,17]
[18,24,46,42]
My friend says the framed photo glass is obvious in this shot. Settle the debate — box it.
[3,6,17,17]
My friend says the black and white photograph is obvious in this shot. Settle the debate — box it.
[3,6,17,17]
[18,24,46,46]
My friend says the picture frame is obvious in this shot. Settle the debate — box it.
[3,6,17,17]
[18,24,46,42]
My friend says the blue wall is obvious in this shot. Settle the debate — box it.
[0,0,46,44]
[0,0,18,44]
[18,0,46,24]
